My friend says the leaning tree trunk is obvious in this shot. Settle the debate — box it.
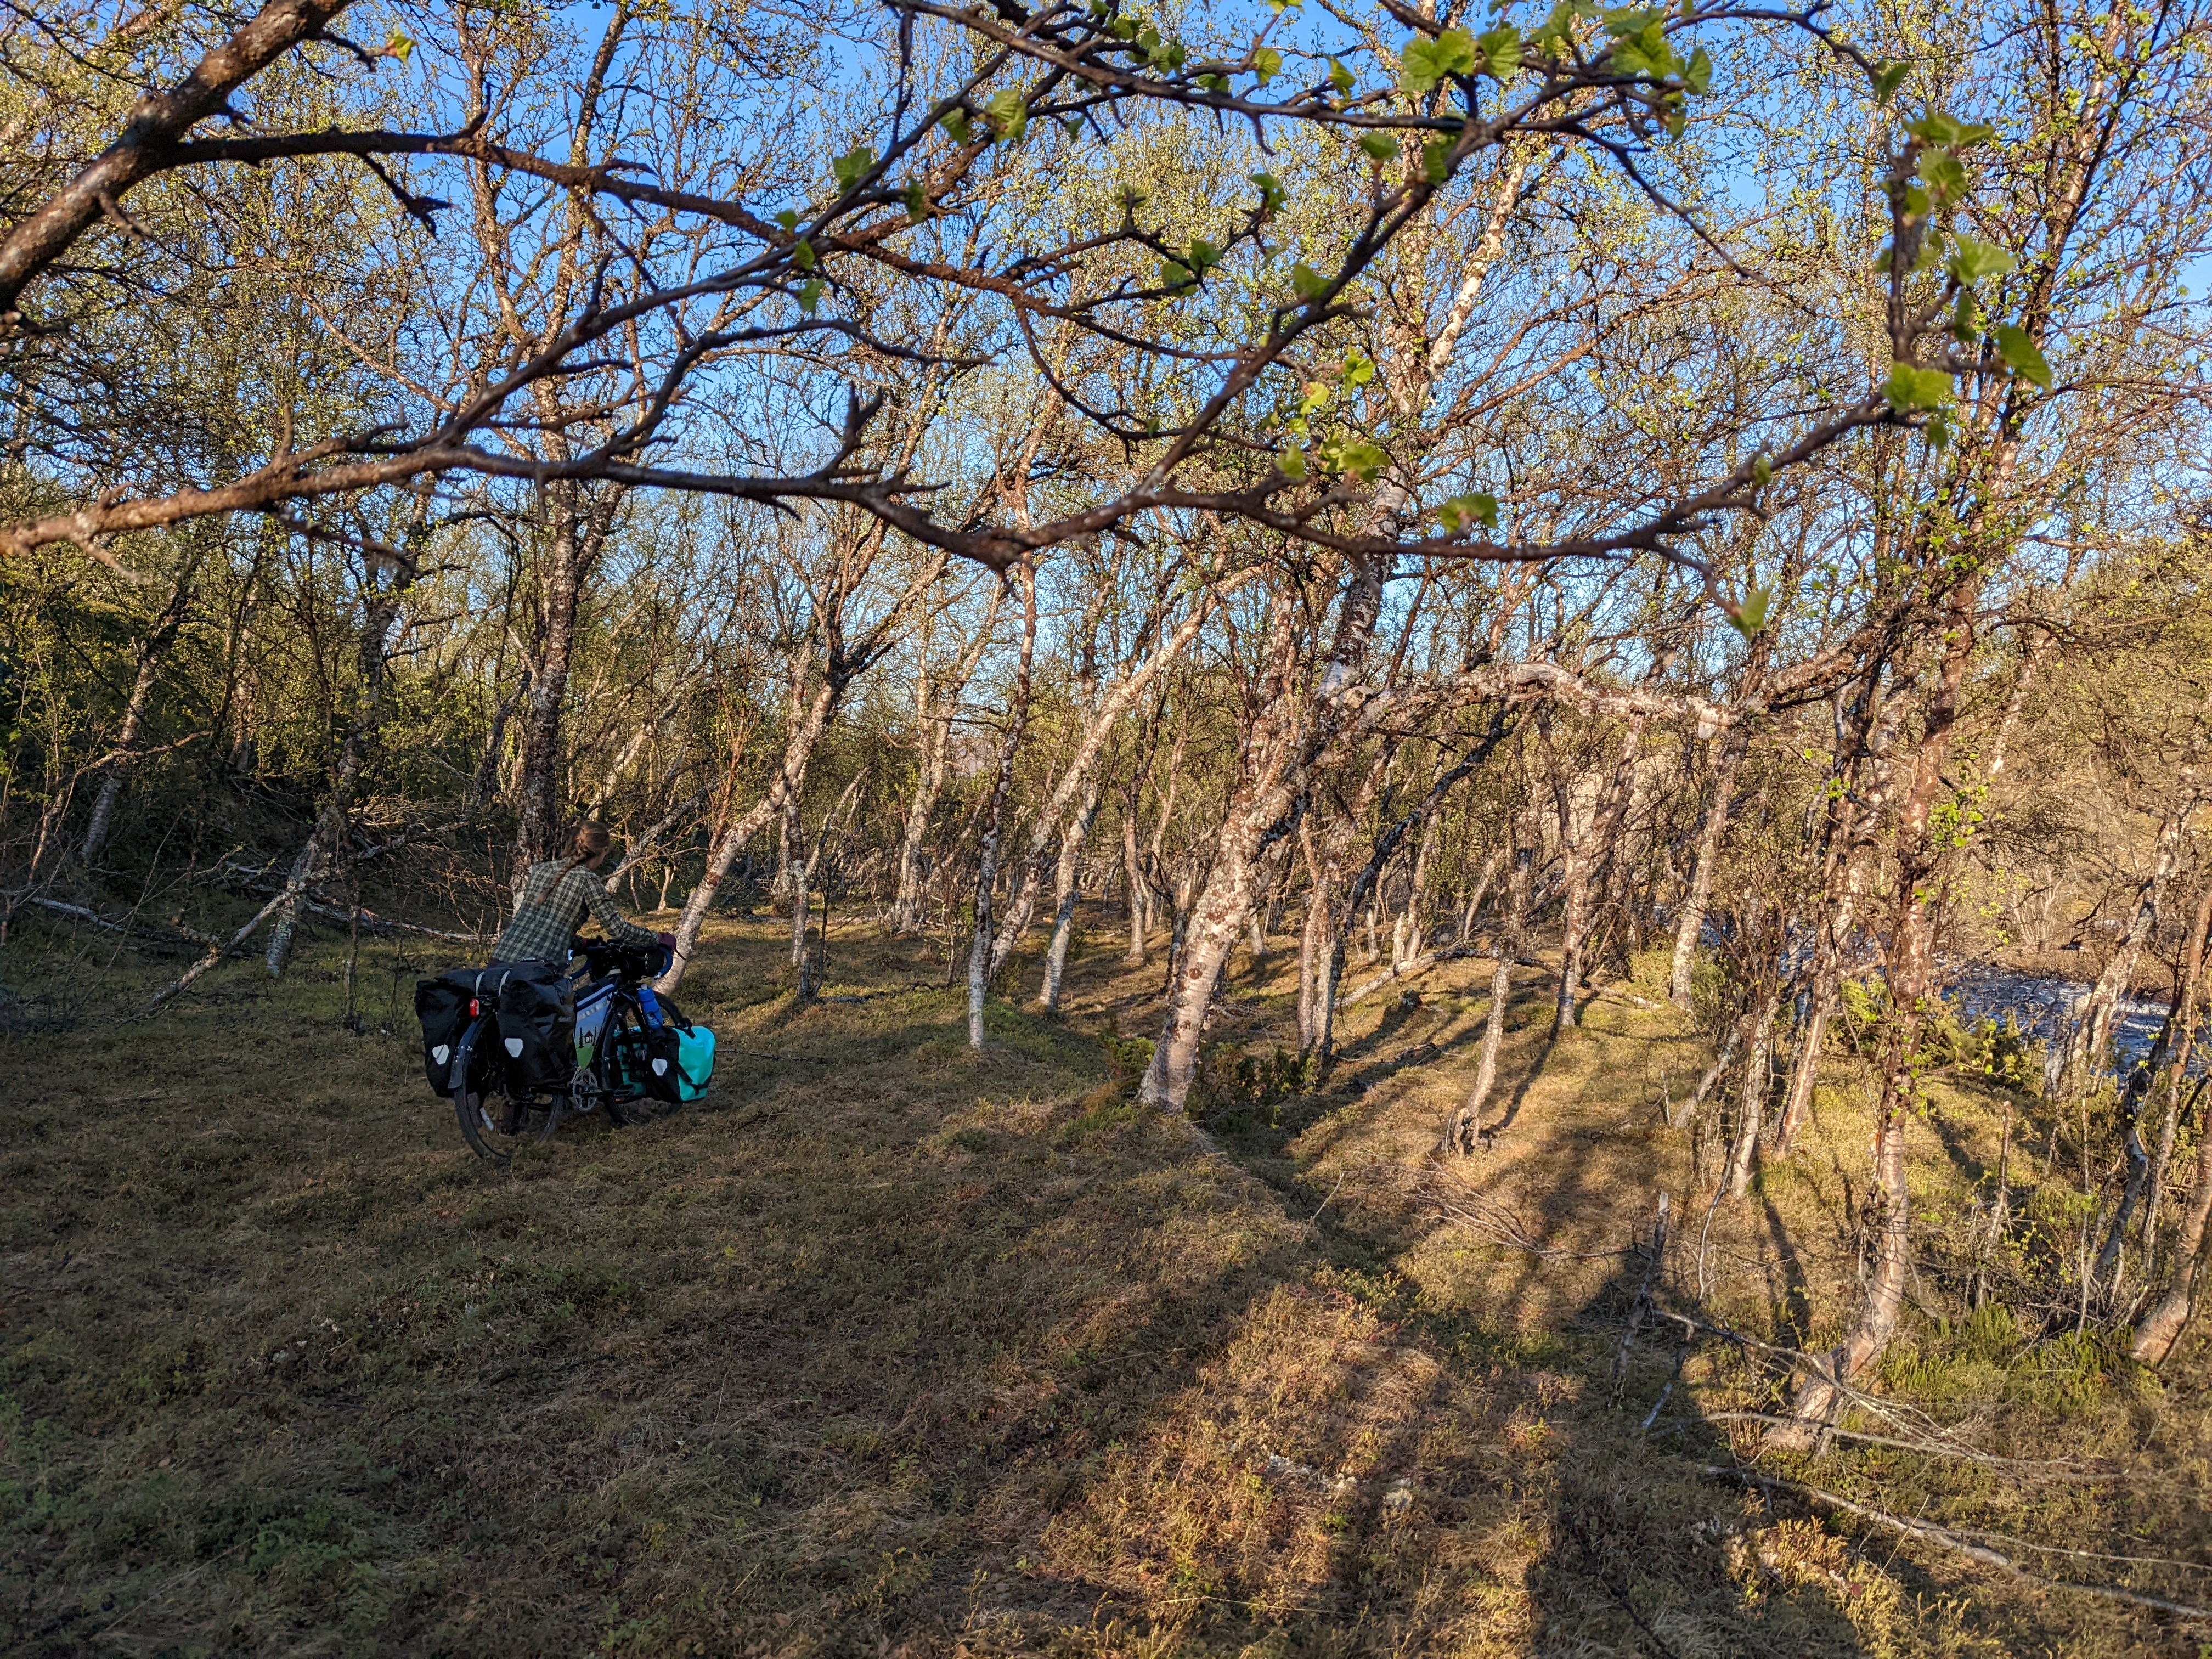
[2052,745,2204,1099]
[78,567,196,864]
[2142,886,2212,1258]
[968,568,1038,1047]
[1775,673,1909,1152]
[1132,152,1536,1115]
[988,599,1221,983]
[1120,803,1149,965]
[1770,589,1979,1448]
[1443,820,1532,1155]
[1582,703,1650,984]
[660,674,839,993]
[785,789,808,962]
[1309,741,1406,1053]
[890,591,1004,935]
[512,489,586,884]
[1037,771,1105,1013]
[1297,822,1334,1059]
[1722,985,1778,1198]
[2133,1130,2212,1364]
[263,562,419,978]
[1139,588,1323,1109]
[1668,727,1746,1009]
[1543,720,1590,1031]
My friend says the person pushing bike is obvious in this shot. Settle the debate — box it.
[491,820,674,968]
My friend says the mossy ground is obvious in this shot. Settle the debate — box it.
[4,906,2208,1655]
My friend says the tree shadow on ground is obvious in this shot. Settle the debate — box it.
[1514,1244,1877,1658]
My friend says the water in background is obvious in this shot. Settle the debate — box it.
[1944,962,2174,1076]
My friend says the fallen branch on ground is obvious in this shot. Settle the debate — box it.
[20,895,219,950]
[1699,1410,2120,1475]
[1421,1163,1638,1261]
[1701,1464,2212,1620]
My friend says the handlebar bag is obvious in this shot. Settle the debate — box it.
[494,961,576,1093]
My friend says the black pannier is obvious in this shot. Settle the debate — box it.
[415,968,497,1094]
[494,960,576,1092]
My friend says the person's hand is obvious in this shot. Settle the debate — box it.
[656,932,676,950]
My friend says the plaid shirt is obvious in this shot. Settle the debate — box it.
[492,860,660,963]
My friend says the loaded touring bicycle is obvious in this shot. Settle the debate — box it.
[415,938,716,1163]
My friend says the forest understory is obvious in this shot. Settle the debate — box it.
[10,0,2212,1650]
[6,909,2208,1659]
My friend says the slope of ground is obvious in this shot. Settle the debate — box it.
[3,910,2208,1656]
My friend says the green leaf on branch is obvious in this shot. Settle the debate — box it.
[1290,262,1331,301]
[1423,138,1452,183]
[1401,37,1443,92]
[1331,438,1389,481]
[1254,46,1282,83]
[904,182,930,222]
[1342,348,1375,387]
[941,108,974,143]
[1683,45,1712,94]
[832,145,875,192]
[1476,26,1522,80]
[793,240,817,270]
[1329,57,1355,93]
[1752,452,1772,487]
[1359,132,1402,162]
[1251,171,1287,211]
[1402,27,1475,92]
[1870,60,1909,103]
[985,89,1028,141]
[1951,287,1982,340]
[1946,233,2015,283]
[1618,19,1675,77]
[1920,148,1970,208]
[1278,443,1308,480]
[798,278,823,314]
[1906,110,1996,149]
[381,27,414,64]
[775,209,800,232]
[1884,360,1953,412]
[1729,585,1770,638]
[1995,324,2052,388]
[1438,491,1499,532]
[1160,260,1193,290]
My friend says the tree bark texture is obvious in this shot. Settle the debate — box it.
[968,567,1038,1047]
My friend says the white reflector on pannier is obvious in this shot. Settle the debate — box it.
[432,1044,450,1065]
[505,1037,525,1057]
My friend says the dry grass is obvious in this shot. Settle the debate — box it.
[3,906,2209,1655]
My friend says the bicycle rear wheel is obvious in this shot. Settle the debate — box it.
[455,1086,563,1164]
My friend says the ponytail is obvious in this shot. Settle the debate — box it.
[525,820,612,906]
